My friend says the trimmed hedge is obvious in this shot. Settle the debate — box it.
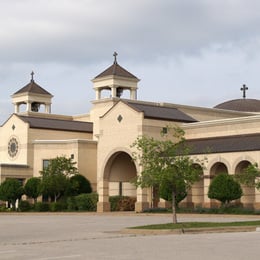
[34,202,50,212]
[68,193,98,211]
[109,196,136,211]
[19,200,32,212]
[49,201,67,212]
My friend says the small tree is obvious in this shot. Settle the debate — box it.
[159,178,187,208]
[235,163,260,190]
[40,156,79,202]
[24,177,41,204]
[0,179,24,210]
[68,174,92,196]
[208,173,243,206]
[132,126,204,223]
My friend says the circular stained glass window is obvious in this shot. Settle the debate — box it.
[8,137,19,158]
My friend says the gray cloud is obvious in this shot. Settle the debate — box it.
[1,0,260,64]
[1,0,260,124]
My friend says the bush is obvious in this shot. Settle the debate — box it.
[19,200,32,212]
[74,193,98,211]
[49,201,67,212]
[208,173,243,206]
[109,196,136,211]
[67,197,77,211]
[68,174,92,196]
[34,202,50,212]
[143,207,170,213]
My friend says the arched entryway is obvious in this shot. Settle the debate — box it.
[104,152,137,197]
[235,160,255,208]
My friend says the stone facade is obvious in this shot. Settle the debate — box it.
[1,57,260,211]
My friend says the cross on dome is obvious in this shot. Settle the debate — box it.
[240,84,248,99]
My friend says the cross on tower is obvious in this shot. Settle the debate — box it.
[113,51,118,63]
[31,71,35,82]
[240,84,248,99]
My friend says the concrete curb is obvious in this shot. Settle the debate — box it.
[122,226,260,235]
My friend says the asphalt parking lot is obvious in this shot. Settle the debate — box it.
[0,212,260,260]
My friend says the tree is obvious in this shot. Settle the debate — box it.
[40,156,79,202]
[132,126,204,223]
[0,179,24,210]
[235,163,260,190]
[208,173,243,206]
[24,177,41,204]
[159,178,187,208]
[68,174,92,196]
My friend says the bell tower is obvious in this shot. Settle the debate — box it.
[92,52,140,101]
[11,72,53,114]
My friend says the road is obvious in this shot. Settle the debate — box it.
[0,212,259,260]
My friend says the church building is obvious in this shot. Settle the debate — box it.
[1,53,260,211]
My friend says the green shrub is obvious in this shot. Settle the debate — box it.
[49,201,67,212]
[0,205,8,212]
[109,196,136,211]
[34,202,50,212]
[19,200,32,212]
[75,193,98,211]
[67,197,77,211]
[208,173,243,206]
[143,207,170,213]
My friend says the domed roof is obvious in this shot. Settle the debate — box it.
[214,98,260,112]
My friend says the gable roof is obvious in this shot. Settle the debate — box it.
[127,101,197,123]
[94,61,138,80]
[18,116,93,133]
[186,134,260,154]
[13,80,52,96]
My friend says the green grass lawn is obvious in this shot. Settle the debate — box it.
[130,220,260,230]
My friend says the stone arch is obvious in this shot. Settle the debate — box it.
[98,147,150,212]
[208,161,229,207]
[209,162,228,177]
[102,149,137,198]
[104,151,137,197]
[235,160,255,208]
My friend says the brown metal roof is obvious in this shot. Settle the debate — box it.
[186,134,260,154]
[18,116,93,133]
[127,102,197,122]
[13,80,52,96]
[214,99,260,112]
[94,61,138,80]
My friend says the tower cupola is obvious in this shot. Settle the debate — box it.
[92,52,140,100]
[11,72,53,114]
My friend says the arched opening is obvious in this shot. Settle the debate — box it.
[104,151,137,198]
[210,162,228,177]
[235,160,255,208]
[209,162,228,207]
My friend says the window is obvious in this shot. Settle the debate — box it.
[43,160,50,170]
[162,127,168,134]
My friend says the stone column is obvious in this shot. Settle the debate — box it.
[203,170,211,208]
[130,88,137,100]
[95,89,101,100]
[14,103,19,113]
[97,180,111,212]
[26,102,31,112]
[111,86,117,98]
[135,186,150,212]
[45,103,51,113]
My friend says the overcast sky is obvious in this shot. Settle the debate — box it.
[1,0,260,124]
